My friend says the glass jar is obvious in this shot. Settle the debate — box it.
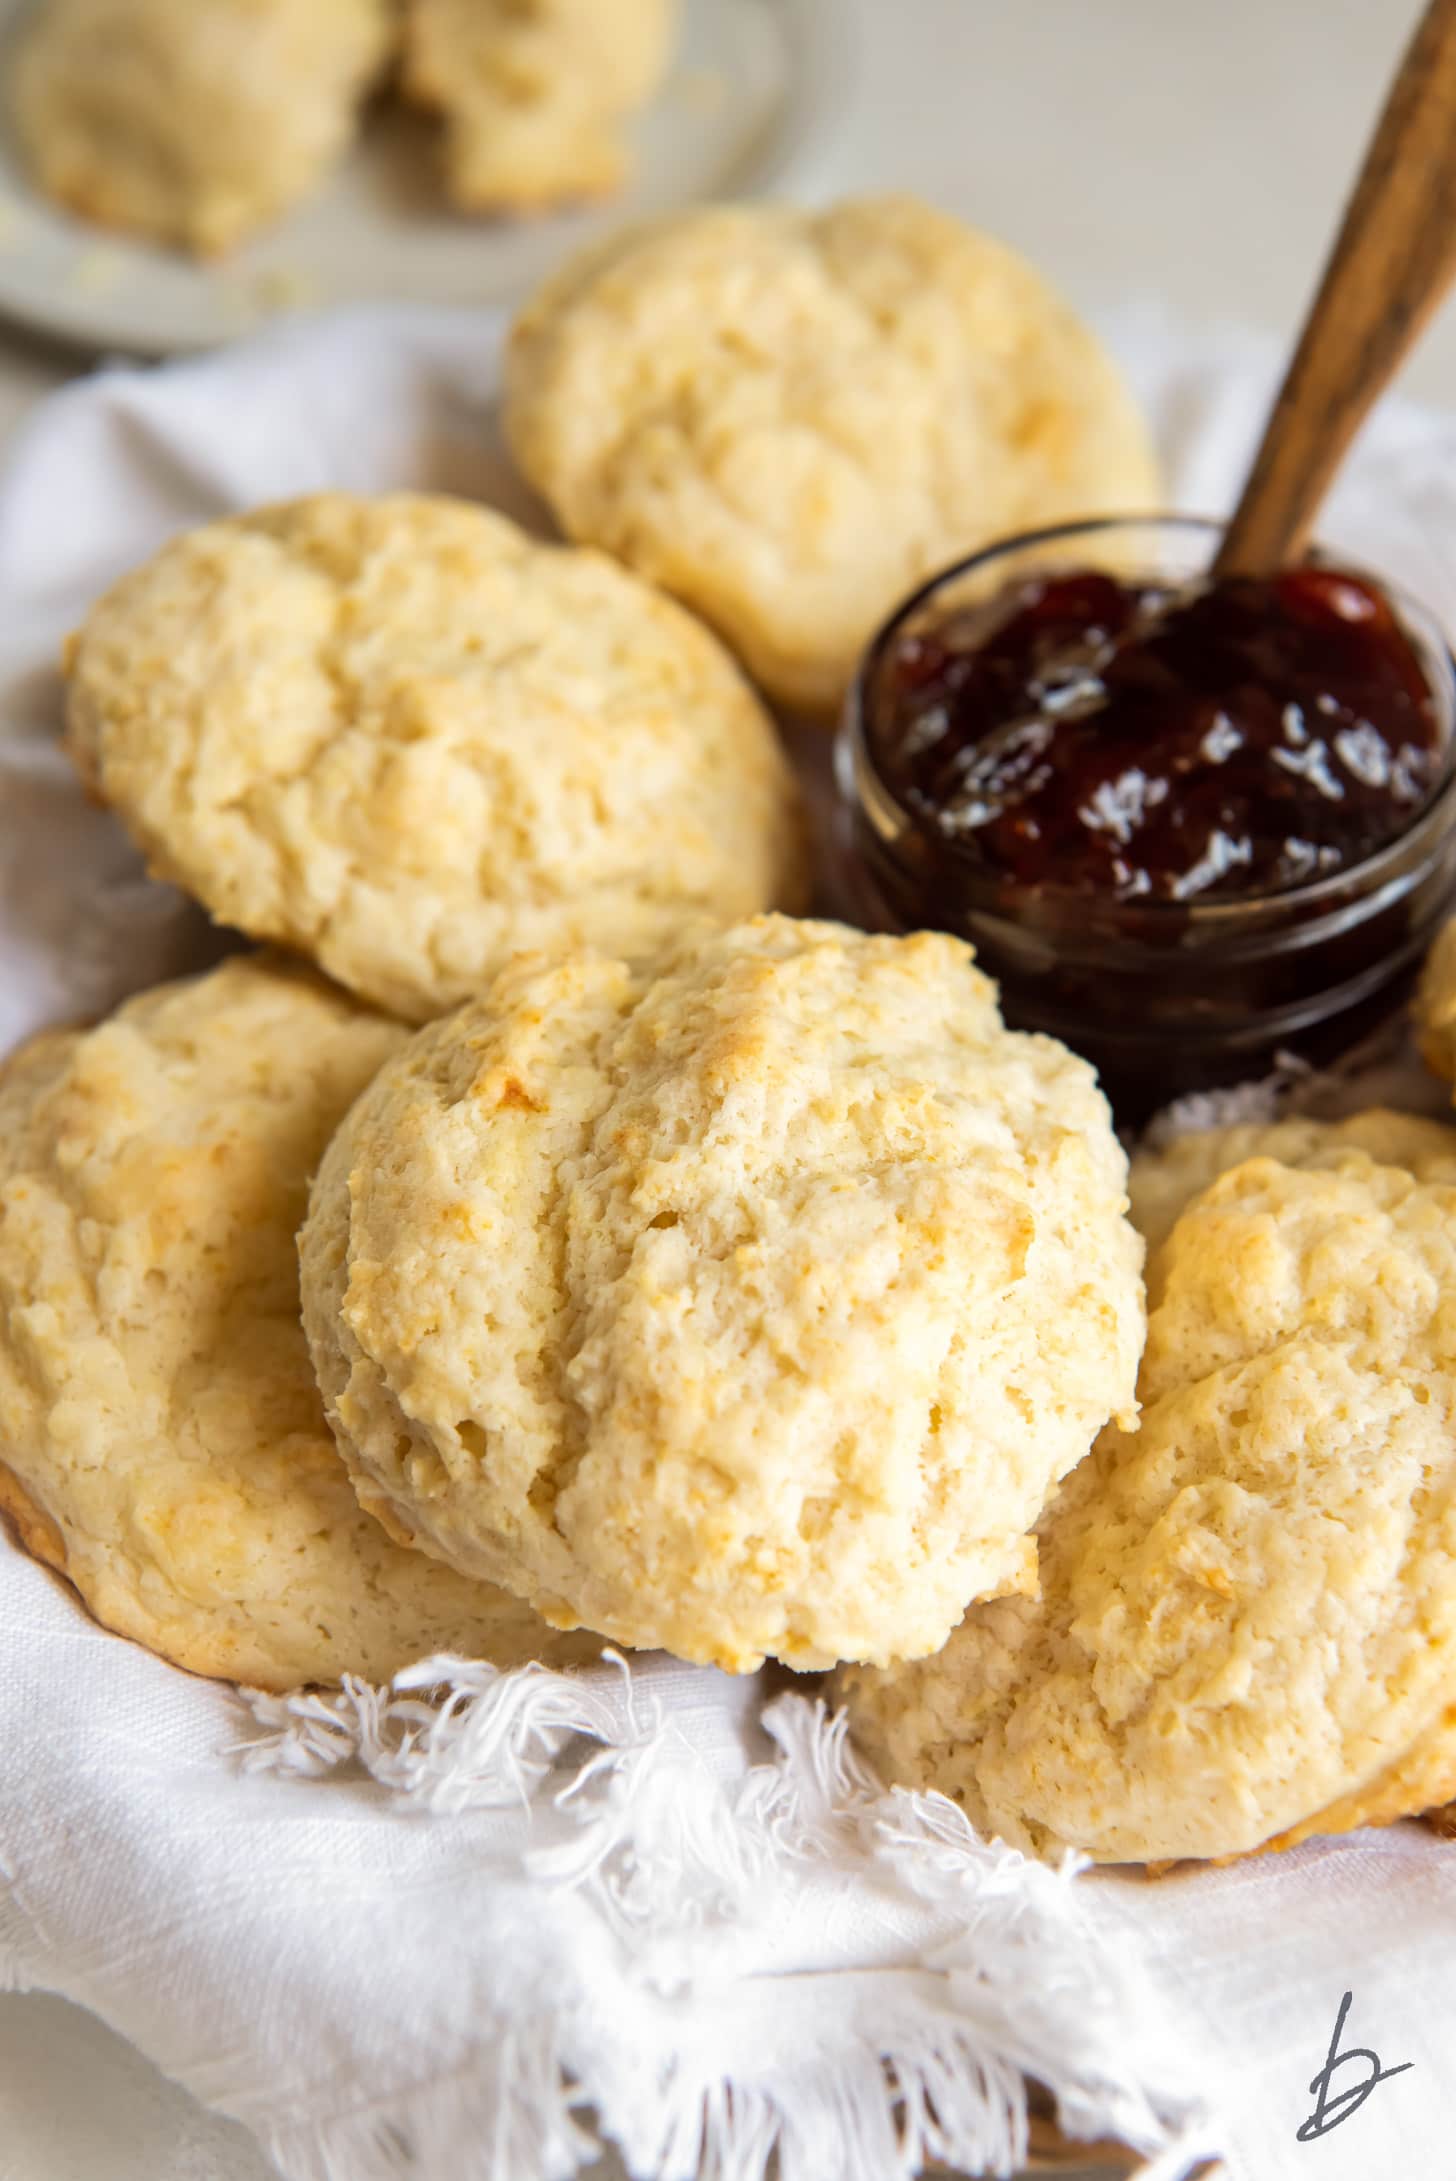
[835,515,1456,1120]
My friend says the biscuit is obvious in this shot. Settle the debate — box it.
[299,914,1144,1674]
[503,196,1161,715]
[0,954,603,1690]
[64,492,805,1023]
[11,0,392,256]
[1416,915,1456,1083]
[840,1126,1456,1862]
[1129,1106,1456,1263]
[401,0,675,212]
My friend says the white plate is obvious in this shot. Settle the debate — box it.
[0,0,849,356]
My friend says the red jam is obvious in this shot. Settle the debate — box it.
[871,566,1442,903]
[841,532,1456,1120]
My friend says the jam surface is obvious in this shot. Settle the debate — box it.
[871,565,1444,902]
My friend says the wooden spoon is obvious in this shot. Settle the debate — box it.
[1215,0,1456,578]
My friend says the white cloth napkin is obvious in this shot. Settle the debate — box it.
[4,304,1456,2181]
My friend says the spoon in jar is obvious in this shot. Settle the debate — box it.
[1215,0,1456,579]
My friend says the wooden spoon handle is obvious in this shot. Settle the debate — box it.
[1215,0,1456,578]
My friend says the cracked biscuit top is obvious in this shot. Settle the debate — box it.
[299,914,1144,1674]
[504,195,1160,715]
[63,492,805,1021]
[840,1115,1456,1862]
[1129,1107,1456,1262]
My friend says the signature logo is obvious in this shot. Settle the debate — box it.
[1296,1990,1413,2142]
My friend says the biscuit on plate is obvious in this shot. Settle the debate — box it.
[503,195,1161,715]
[63,492,804,1023]
[1415,916,1456,1084]
[11,0,392,256]
[840,1116,1456,1862]
[0,953,603,1690]
[299,914,1144,1674]
[401,0,675,213]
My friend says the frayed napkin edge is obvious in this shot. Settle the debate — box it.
[234,1658,1220,2181]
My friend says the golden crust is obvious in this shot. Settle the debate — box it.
[1130,1110,1456,1860]
[400,0,674,212]
[841,1129,1456,1863]
[1264,1717,1456,1854]
[0,953,603,1690]
[1129,1107,1456,1266]
[504,195,1161,715]
[63,492,805,1023]
[0,1458,69,1579]
[300,913,1144,1674]
[11,0,393,256]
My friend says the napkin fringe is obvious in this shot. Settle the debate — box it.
[240,1646,655,1811]
[240,1664,1213,2181]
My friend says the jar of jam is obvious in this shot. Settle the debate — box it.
[835,516,1456,1118]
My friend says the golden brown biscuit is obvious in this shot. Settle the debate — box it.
[841,1130,1456,1862]
[299,914,1144,1674]
[401,0,675,212]
[0,954,603,1690]
[1129,1107,1456,1263]
[11,0,392,256]
[63,492,805,1023]
[504,196,1160,715]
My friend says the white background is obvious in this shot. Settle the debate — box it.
[0,0,1445,2174]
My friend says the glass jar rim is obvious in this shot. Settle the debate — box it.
[842,511,1456,930]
